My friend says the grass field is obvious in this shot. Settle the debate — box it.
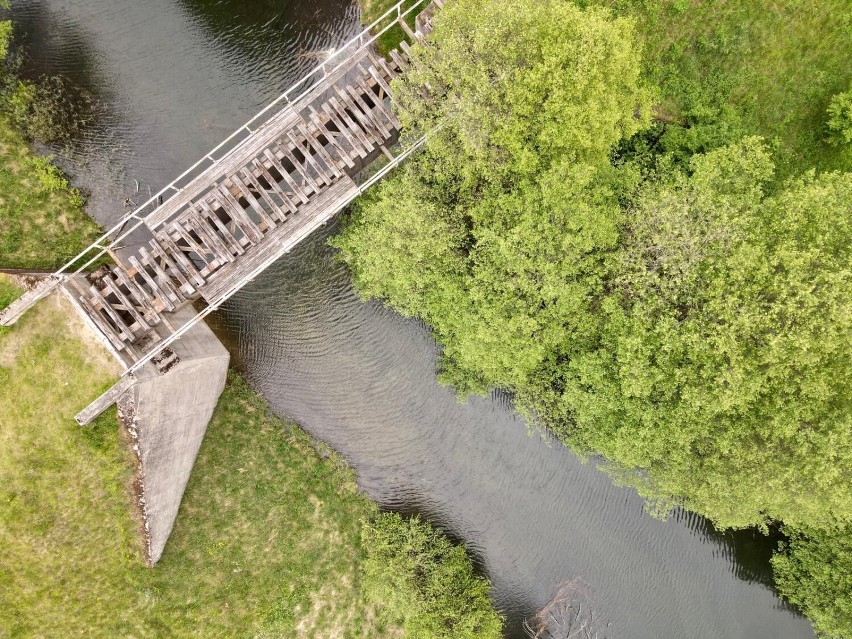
[0,117,103,269]
[0,281,397,638]
[597,0,852,178]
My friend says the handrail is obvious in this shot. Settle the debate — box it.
[49,0,428,281]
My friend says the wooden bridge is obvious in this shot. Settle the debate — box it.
[1,0,441,420]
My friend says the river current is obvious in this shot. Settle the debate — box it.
[9,0,815,637]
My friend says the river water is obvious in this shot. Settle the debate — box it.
[9,1,815,637]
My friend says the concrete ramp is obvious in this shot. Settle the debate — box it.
[123,306,229,564]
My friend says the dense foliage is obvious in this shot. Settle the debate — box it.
[335,0,852,635]
[558,143,851,530]
[772,523,852,639]
[362,513,502,639]
[826,89,852,148]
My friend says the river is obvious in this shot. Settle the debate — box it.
[9,0,815,637]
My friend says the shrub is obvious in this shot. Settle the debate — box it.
[826,90,852,147]
[362,513,502,639]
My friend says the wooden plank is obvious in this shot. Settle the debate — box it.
[332,85,379,139]
[197,199,247,254]
[201,176,360,302]
[0,278,56,327]
[295,117,345,176]
[274,140,321,194]
[320,102,365,156]
[345,83,392,138]
[187,206,236,263]
[78,294,127,352]
[263,149,309,204]
[328,87,376,151]
[229,173,278,229]
[389,49,410,73]
[285,128,332,185]
[128,255,177,311]
[399,39,417,63]
[250,157,300,213]
[75,376,138,425]
[376,56,400,87]
[356,74,401,129]
[112,267,161,321]
[213,185,265,243]
[170,223,217,269]
[101,273,151,331]
[397,15,417,41]
[327,96,375,153]
[142,51,372,232]
[140,245,192,299]
[359,63,391,100]
[368,49,397,81]
[144,108,301,231]
[308,105,359,164]
[238,168,288,223]
[89,285,136,341]
[155,232,207,287]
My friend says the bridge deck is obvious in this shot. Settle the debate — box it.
[64,40,417,368]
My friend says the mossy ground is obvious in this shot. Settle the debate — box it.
[0,280,394,638]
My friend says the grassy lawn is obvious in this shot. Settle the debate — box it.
[600,0,852,178]
[0,117,103,269]
[0,280,397,638]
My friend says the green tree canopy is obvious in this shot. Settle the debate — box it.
[544,139,852,530]
[337,0,851,534]
[333,0,651,393]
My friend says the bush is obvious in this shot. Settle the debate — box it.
[362,513,503,639]
[826,90,852,147]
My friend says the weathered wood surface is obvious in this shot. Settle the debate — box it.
[64,28,420,364]
[0,276,58,326]
[75,375,138,425]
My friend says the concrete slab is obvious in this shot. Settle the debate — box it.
[124,306,229,563]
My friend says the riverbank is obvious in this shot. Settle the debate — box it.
[0,115,102,269]
[0,275,500,637]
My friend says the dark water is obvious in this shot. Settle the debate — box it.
[9,1,815,637]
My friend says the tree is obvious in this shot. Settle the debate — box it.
[333,0,652,393]
[772,522,852,639]
[362,513,502,639]
[543,140,852,530]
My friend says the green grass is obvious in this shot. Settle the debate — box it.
[360,0,420,56]
[0,275,20,317]
[0,116,103,269]
[597,0,852,178]
[0,289,399,638]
